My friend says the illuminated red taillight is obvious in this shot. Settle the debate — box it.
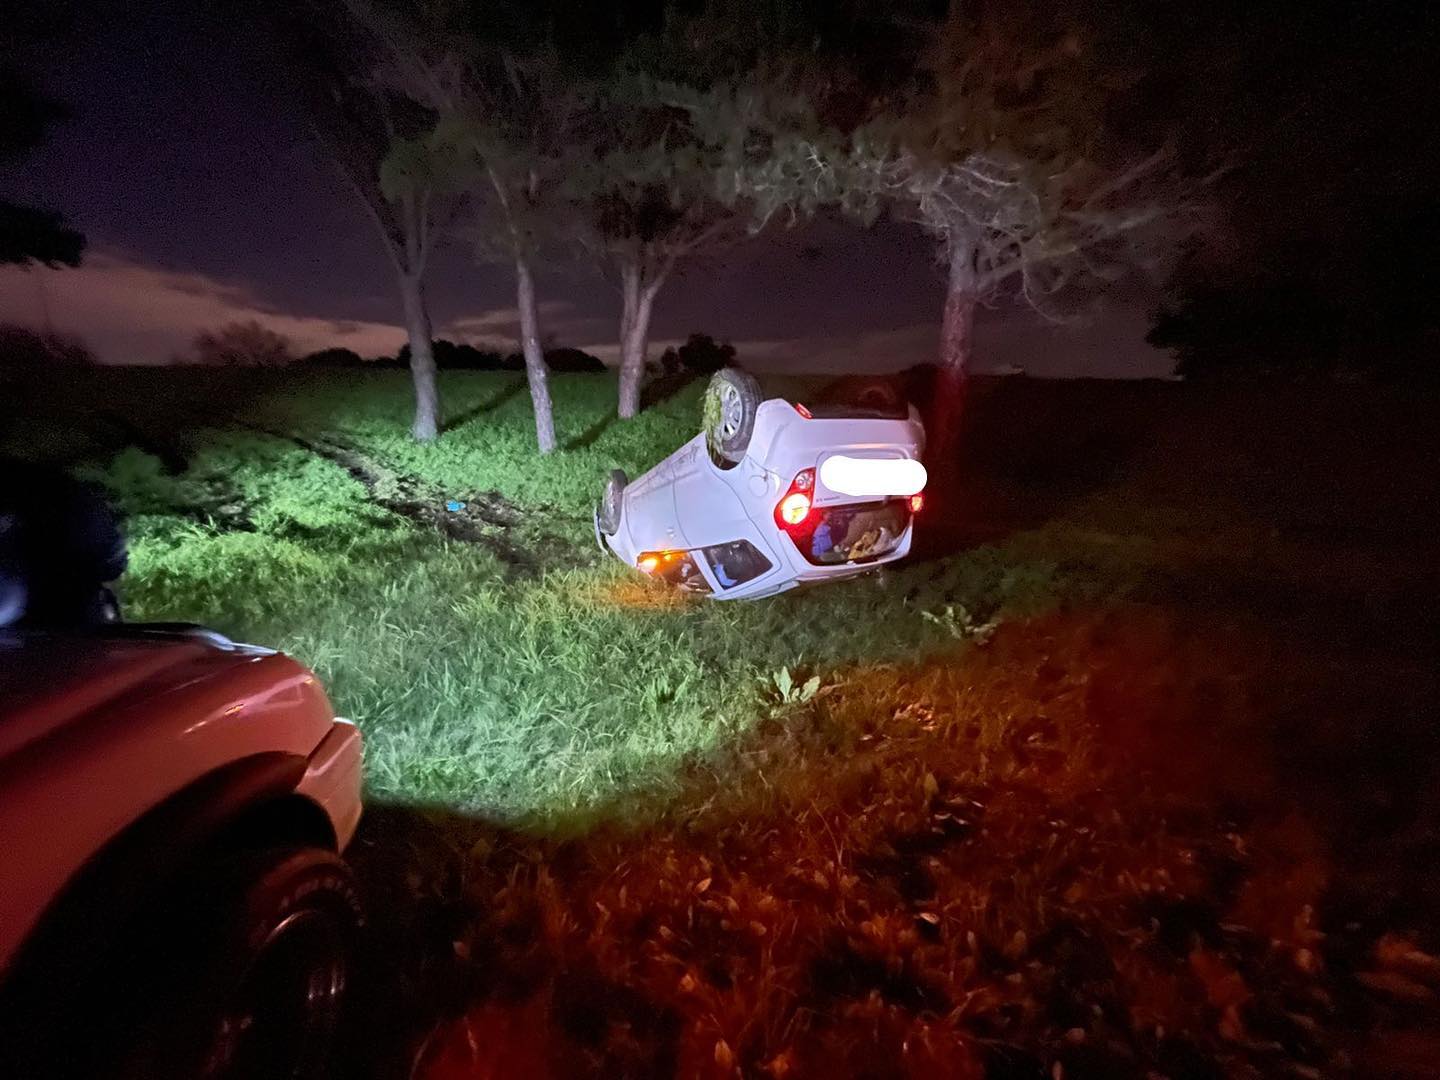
[794,402,813,419]
[775,468,817,529]
[778,491,811,525]
[909,493,924,513]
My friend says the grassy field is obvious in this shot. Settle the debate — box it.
[7,368,1066,824]
[7,367,1439,1077]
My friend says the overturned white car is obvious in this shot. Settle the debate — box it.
[596,369,927,600]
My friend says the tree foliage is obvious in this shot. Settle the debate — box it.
[300,346,368,366]
[732,5,1198,306]
[543,346,607,374]
[842,16,1187,312]
[656,1,1203,448]
[563,67,763,417]
[656,332,736,377]
[0,56,84,268]
[0,202,84,269]
[191,321,295,367]
[1140,1,1440,381]
[340,0,598,453]
[0,323,94,369]
[280,4,463,441]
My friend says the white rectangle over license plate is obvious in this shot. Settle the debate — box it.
[819,456,927,498]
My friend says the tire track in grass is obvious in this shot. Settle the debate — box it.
[247,425,545,573]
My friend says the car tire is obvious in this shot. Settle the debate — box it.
[598,468,627,536]
[704,367,762,467]
[121,847,363,1080]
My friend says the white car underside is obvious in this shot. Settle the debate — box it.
[600,391,926,600]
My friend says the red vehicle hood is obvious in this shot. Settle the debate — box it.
[0,632,268,765]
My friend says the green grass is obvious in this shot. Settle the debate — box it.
[13,367,1439,1075]
[13,369,1070,826]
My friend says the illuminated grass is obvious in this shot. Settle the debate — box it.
[24,369,1435,1074]
[124,523,1059,822]
[85,371,1066,825]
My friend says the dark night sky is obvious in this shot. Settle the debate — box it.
[0,0,1170,376]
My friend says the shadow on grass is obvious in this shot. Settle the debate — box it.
[444,377,528,434]
[640,369,701,411]
[564,414,615,451]
[343,802,684,1080]
[564,370,703,451]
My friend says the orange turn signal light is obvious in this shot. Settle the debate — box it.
[909,493,924,513]
[638,550,682,574]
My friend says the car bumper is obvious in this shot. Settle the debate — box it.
[296,718,364,851]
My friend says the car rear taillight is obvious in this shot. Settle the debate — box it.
[775,468,816,529]
[794,402,813,419]
[909,493,924,513]
[778,492,811,525]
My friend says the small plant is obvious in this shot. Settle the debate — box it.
[701,380,723,441]
[769,666,821,707]
[921,603,999,644]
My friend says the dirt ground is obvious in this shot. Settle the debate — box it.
[344,378,1440,1079]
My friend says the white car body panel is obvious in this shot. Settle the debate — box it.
[603,398,926,600]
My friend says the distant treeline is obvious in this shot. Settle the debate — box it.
[302,332,739,377]
[1150,267,1440,384]
[0,324,744,378]
[303,340,608,373]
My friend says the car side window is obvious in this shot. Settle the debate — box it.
[701,540,773,589]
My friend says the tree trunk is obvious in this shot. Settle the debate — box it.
[514,255,557,454]
[618,274,662,420]
[931,245,979,459]
[399,272,441,442]
[617,261,641,418]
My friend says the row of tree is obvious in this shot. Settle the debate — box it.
[181,319,735,375]
[279,0,1201,452]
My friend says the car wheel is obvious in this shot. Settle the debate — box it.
[704,368,762,467]
[125,847,363,1080]
[597,468,627,536]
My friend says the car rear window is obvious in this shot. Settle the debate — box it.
[702,540,773,589]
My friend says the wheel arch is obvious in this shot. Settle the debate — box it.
[0,752,330,1006]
